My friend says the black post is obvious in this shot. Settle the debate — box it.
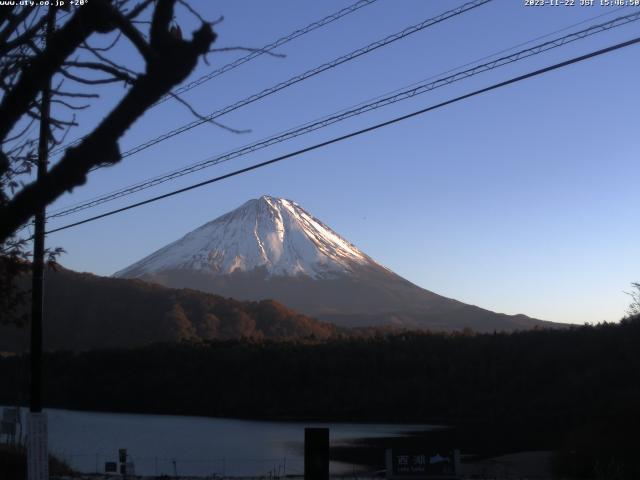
[304,427,329,480]
[30,5,55,415]
[27,9,55,480]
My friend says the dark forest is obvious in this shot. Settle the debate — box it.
[2,316,639,477]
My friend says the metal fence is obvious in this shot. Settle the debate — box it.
[49,451,390,479]
[54,452,296,478]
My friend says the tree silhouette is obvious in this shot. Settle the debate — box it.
[0,0,220,323]
[626,282,640,318]
[0,0,216,243]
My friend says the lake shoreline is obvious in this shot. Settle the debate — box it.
[1,405,557,475]
[2,407,443,477]
[0,407,561,479]
[3,402,453,426]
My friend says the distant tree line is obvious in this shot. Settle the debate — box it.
[1,316,639,478]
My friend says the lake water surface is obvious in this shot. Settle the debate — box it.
[7,408,435,476]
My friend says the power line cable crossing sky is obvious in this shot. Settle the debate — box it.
[44,35,640,237]
[84,0,494,164]
[46,10,640,220]
[48,0,381,157]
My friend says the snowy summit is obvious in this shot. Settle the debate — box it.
[115,195,551,332]
[115,196,376,279]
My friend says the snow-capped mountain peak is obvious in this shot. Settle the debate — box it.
[114,196,550,333]
[115,196,376,279]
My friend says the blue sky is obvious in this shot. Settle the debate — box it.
[39,0,640,325]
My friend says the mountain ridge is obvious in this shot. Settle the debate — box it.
[116,196,556,332]
[115,196,380,279]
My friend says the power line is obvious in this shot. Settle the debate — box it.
[46,10,640,220]
[162,0,380,103]
[43,35,640,236]
[363,3,630,105]
[48,0,380,157]
[76,0,493,165]
[47,5,630,217]
[118,0,492,159]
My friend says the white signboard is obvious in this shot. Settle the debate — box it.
[27,412,49,480]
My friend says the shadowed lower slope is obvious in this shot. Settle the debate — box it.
[115,196,556,332]
[136,262,557,332]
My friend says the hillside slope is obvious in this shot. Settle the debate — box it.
[116,196,555,332]
[0,267,337,352]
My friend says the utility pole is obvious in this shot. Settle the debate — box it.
[28,6,55,480]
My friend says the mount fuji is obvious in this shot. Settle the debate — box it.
[115,196,551,332]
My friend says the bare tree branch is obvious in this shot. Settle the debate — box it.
[60,68,129,85]
[125,0,156,20]
[64,60,138,82]
[0,1,216,242]
[168,91,251,135]
[51,99,91,111]
[80,31,123,52]
[210,46,286,58]
[80,42,140,76]
[107,8,155,62]
[52,90,100,99]
[0,0,117,142]
[0,7,32,45]
[3,117,37,144]
[0,15,47,56]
